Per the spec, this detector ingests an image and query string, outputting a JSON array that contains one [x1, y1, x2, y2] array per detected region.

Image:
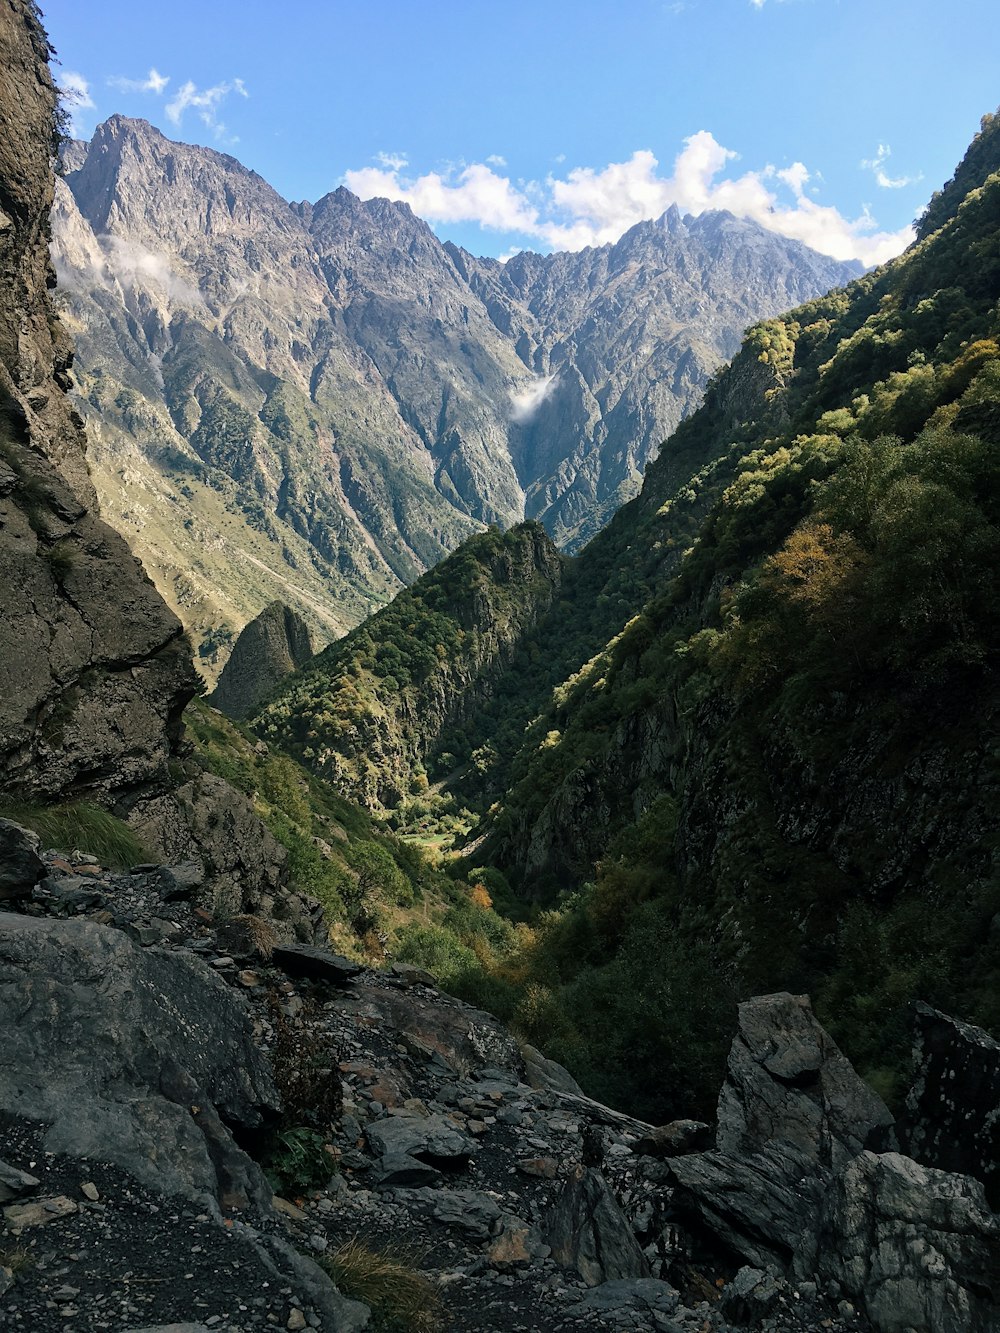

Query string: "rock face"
[[900, 1002, 1000, 1206], [669, 993, 894, 1269], [0, 911, 276, 1208], [0, 1, 197, 805], [818, 1151, 1000, 1333], [51, 115, 857, 666], [210, 600, 313, 720]]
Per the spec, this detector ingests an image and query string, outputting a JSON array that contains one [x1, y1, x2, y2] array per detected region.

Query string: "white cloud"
[[861, 143, 923, 190], [165, 77, 248, 142], [108, 67, 170, 95], [486, 154, 507, 167], [58, 71, 96, 137], [100, 235, 204, 306], [376, 151, 408, 170], [343, 132, 912, 267], [510, 375, 556, 423]]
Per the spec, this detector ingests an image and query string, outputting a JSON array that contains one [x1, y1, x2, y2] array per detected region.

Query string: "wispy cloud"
[[343, 131, 913, 267], [108, 67, 170, 95], [375, 151, 408, 170], [165, 77, 248, 143], [861, 143, 923, 190], [510, 374, 556, 423], [58, 71, 96, 137]]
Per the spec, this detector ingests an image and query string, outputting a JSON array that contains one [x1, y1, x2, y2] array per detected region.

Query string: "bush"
[[0, 800, 147, 867]]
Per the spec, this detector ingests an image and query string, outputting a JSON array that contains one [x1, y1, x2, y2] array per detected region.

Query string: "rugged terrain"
[[51, 116, 856, 672]]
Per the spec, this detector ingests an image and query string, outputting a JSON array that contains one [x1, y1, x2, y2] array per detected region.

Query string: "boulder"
[[901, 1003, 1000, 1205], [635, 1120, 712, 1159], [669, 992, 893, 1270], [521, 1042, 585, 1096], [272, 942, 362, 984], [0, 819, 44, 899], [366, 1112, 477, 1164], [817, 1151, 1000, 1333], [545, 1164, 650, 1287], [0, 912, 277, 1208]]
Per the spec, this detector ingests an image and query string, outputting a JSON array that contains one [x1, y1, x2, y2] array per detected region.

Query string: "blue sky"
[[42, 0, 1000, 266]]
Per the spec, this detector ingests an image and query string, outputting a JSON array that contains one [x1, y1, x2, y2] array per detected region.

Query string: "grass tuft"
[[0, 800, 148, 867], [322, 1238, 442, 1333]]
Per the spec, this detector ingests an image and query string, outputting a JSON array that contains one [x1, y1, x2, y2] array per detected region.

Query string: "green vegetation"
[[0, 800, 147, 867]]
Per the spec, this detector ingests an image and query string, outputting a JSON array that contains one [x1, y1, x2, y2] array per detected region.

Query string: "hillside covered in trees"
[[251, 111, 1000, 1123]]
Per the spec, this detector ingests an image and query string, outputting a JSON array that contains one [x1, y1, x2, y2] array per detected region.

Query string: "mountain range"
[[51, 115, 858, 676]]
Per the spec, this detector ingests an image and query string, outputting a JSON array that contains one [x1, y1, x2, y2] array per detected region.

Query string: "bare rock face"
[[669, 993, 893, 1270], [817, 1151, 1000, 1333], [900, 1002, 1000, 1206], [0, 0, 198, 805], [211, 600, 314, 721], [544, 1164, 650, 1287], [0, 911, 277, 1209]]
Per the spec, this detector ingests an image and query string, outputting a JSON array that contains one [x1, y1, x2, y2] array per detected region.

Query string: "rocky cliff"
[[0, 0, 197, 806], [51, 117, 857, 670], [211, 599, 314, 721]]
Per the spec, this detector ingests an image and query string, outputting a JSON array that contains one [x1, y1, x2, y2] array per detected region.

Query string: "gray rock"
[[374, 1153, 443, 1189], [272, 943, 362, 984], [901, 1003, 1000, 1205], [545, 1164, 650, 1287], [818, 1151, 1000, 1333], [635, 1120, 712, 1159], [521, 1042, 585, 1096], [210, 602, 314, 721], [669, 992, 893, 1270], [719, 1267, 787, 1324], [572, 1277, 680, 1316], [391, 1187, 502, 1240], [0, 1158, 40, 1202], [0, 820, 44, 900], [0, 912, 277, 1207], [366, 1113, 477, 1163]]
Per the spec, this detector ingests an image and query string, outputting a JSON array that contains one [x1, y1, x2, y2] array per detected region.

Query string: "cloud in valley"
[[509, 375, 556, 423], [344, 131, 914, 266]]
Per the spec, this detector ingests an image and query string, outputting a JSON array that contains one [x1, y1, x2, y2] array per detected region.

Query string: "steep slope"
[[254, 523, 563, 811], [51, 117, 857, 669], [463, 113, 1000, 1096], [0, 3, 196, 804]]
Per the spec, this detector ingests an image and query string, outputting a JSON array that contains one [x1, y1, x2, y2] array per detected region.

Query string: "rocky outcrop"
[[669, 993, 894, 1270], [0, 0, 197, 805], [0, 910, 276, 1208], [210, 600, 314, 720], [900, 1002, 1000, 1206]]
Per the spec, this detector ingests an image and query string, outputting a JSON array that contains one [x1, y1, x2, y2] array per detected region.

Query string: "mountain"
[[256, 108, 1000, 1118], [210, 599, 314, 720], [51, 116, 858, 675]]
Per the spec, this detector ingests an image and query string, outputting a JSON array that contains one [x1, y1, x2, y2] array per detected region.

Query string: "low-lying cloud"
[[344, 131, 915, 267], [510, 375, 556, 424]]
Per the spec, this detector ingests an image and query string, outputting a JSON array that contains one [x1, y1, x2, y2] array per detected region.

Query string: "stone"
[[367, 1113, 477, 1164], [286, 1309, 307, 1331], [390, 962, 436, 988], [391, 1188, 502, 1241], [0, 912, 277, 1207], [80, 1181, 99, 1201], [719, 1267, 787, 1324], [516, 1156, 559, 1178], [0, 820, 44, 900], [634, 1120, 712, 1159], [0, 1158, 40, 1202], [272, 943, 362, 984], [157, 861, 206, 901], [817, 1151, 1000, 1333], [571, 1278, 680, 1318], [4, 1194, 78, 1229], [900, 1003, 1000, 1206], [544, 1165, 650, 1287], [669, 992, 893, 1270], [374, 1152, 442, 1189], [521, 1043, 586, 1097]]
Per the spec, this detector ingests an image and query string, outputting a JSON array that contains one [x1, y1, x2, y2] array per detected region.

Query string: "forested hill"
[[253, 109, 1000, 1117], [463, 106, 1000, 1109]]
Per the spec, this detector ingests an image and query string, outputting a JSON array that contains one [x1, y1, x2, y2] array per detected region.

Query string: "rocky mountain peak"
[[210, 600, 314, 721]]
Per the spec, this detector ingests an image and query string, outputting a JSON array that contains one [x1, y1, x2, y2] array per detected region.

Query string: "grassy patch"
[[0, 800, 147, 867], [322, 1239, 442, 1333]]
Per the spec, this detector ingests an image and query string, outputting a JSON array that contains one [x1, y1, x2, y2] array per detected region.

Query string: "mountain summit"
[[52, 117, 858, 670]]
